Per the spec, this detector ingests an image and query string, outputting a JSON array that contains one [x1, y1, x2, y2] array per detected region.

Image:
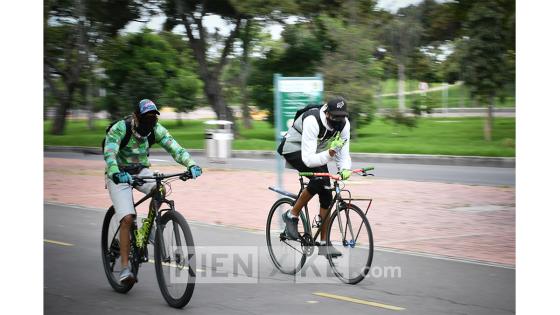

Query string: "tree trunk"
[[459, 83, 465, 108], [484, 98, 494, 141], [52, 97, 71, 135], [397, 63, 406, 112], [174, 4, 241, 135], [350, 114, 358, 140], [201, 73, 227, 119], [375, 82, 383, 111], [240, 62, 252, 129], [176, 111, 183, 126], [82, 84, 95, 130], [240, 20, 253, 129]]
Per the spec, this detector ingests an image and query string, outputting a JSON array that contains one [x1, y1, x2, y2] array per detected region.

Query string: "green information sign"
[[274, 74, 324, 136], [273, 74, 323, 190]]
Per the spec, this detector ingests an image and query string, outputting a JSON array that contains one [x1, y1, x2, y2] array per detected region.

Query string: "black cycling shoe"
[[282, 210, 300, 240], [318, 244, 343, 258]]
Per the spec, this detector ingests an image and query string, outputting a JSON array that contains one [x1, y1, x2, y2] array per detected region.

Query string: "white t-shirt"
[[301, 109, 351, 171]]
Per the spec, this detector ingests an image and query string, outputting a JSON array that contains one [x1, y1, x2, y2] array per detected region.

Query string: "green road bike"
[[101, 171, 196, 308], [266, 167, 375, 284]]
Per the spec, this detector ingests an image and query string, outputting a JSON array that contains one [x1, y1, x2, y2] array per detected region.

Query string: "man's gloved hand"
[[339, 169, 352, 180], [112, 171, 132, 184], [329, 132, 346, 152], [189, 165, 203, 179]]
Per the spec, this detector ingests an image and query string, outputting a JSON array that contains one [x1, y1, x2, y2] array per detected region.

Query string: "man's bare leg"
[[290, 188, 313, 217], [320, 207, 329, 241], [120, 214, 134, 268]]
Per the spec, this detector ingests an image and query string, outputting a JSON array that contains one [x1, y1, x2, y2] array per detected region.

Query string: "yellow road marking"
[[44, 239, 74, 247], [313, 292, 405, 311]]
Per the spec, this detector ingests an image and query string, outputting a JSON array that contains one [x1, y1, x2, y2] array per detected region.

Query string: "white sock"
[[287, 210, 296, 219], [319, 240, 327, 245]]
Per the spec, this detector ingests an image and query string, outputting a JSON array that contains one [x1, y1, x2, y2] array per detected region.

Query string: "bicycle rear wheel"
[[154, 210, 196, 308], [266, 198, 310, 275], [326, 203, 374, 284], [101, 206, 138, 293]]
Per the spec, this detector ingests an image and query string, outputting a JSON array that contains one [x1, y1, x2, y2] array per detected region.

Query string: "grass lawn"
[[378, 79, 515, 109], [44, 116, 515, 157]]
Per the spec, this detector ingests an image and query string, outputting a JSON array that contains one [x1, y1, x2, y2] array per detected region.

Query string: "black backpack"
[[101, 115, 155, 154], [277, 104, 338, 155], [292, 104, 323, 124]]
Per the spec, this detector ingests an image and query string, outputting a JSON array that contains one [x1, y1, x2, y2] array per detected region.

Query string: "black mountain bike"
[[101, 171, 196, 308], [266, 167, 375, 284]]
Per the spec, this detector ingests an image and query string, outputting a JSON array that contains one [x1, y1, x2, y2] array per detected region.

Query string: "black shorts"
[[283, 151, 333, 208]]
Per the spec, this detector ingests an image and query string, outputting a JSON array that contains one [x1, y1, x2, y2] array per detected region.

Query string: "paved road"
[[44, 152, 515, 186], [45, 203, 515, 314]]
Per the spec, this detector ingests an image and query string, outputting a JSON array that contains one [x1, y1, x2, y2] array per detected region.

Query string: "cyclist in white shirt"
[[276, 97, 352, 257]]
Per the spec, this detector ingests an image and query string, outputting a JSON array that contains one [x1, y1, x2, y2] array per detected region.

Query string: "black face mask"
[[327, 117, 346, 132], [136, 114, 158, 137]]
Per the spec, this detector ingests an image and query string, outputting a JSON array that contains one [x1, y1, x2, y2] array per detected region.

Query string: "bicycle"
[[266, 166, 375, 284], [101, 170, 196, 308]]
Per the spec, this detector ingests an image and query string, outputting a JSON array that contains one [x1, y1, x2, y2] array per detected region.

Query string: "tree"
[[318, 16, 379, 139], [158, 0, 294, 133], [220, 21, 264, 129], [98, 29, 201, 119], [160, 31, 204, 123], [238, 19, 258, 129], [248, 23, 325, 125], [163, 70, 202, 124], [44, 0, 90, 135], [44, 0, 143, 134], [399, 0, 461, 45], [381, 13, 423, 112], [460, 1, 513, 141]]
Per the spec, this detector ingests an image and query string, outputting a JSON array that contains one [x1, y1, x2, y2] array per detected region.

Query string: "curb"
[[44, 146, 515, 168]]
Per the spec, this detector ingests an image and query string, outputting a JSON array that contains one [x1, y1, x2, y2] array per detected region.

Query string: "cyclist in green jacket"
[[103, 99, 202, 284]]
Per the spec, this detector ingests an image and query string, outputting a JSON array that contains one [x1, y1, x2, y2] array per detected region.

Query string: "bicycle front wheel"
[[101, 206, 138, 293], [154, 210, 196, 308], [266, 198, 310, 275], [326, 203, 374, 284]]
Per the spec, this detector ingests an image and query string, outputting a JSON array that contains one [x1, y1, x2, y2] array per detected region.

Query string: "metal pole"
[[274, 74, 283, 191], [442, 82, 449, 114]]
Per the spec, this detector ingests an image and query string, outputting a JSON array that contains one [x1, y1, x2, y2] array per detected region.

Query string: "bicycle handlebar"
[[131, 171, 192, 186], [298, 166, 375, 180]]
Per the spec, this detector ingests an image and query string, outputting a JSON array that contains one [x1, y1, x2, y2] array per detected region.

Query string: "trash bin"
[[204, 120, 233, 162]]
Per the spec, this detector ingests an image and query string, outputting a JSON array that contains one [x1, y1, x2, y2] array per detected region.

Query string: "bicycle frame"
[[294, 175, 373, 246], [295, 177, 341, 243], [108, 176, 185, 265]]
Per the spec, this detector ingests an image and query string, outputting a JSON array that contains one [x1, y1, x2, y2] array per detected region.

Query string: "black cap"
[[326, 97, 348, 118]]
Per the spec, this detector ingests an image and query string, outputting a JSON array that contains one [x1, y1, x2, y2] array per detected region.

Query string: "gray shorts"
[[106, 168, 156, 223]]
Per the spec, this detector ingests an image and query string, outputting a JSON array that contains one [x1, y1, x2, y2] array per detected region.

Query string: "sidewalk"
[[44, 145, 516, 168], [44, 157, 515, 266]]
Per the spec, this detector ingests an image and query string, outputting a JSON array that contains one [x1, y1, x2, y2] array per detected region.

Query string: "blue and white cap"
[[138, 99, 160, 115]]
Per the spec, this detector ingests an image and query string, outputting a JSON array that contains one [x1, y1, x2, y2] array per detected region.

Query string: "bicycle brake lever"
[[360, 172, 375, 177], [180, 171, 192, 181], [131, 178, 145, 187]]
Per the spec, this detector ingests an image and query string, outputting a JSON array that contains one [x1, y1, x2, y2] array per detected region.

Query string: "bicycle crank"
[[301, 233, 314, 256]]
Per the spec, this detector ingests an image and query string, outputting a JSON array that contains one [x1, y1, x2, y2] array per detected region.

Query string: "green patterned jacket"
[[103, 120, 196, 177]]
